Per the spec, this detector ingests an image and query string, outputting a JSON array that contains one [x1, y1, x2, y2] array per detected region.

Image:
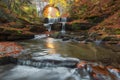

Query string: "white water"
[[60, 17, 67, 34], [0, 65, 83, 80], [34, 0, 48, 16], [61, 22, 66, 34], [44, 17, 67, 33], [34, 34, 47, 39], [44, 18, 60, 32]]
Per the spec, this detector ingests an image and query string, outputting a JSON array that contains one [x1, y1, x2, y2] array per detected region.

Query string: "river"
[[0, 34, 120, 80]]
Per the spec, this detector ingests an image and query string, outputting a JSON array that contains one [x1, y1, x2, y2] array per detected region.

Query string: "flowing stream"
[[60, 17, 67, 34], [0, 35, 120, 80], [44, 17, 67, 34]]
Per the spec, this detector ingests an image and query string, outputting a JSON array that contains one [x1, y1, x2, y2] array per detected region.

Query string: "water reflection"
[[46, 38, 56, 54], [19, 37, 116, 62], [46, 38, 55, 48]]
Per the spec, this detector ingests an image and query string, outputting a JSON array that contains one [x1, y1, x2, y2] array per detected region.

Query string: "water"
[[60, 17, 67, 34], [44, 18, 57, 32], [0, 65, 82, 80], [0, 36, 120, 80], [18, 36, 118, 63], [44, 17, 67, 34], [34, 0, 48, 16]]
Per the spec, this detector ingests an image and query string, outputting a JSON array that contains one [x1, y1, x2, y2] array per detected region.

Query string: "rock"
[[77, 62, 120, 80], [52, 23, 61, 31], [100, 58, 112, 66], [102, 36, 120, 41], [85, 39, 94, 42], [107, 66, 120, 79], [0, 56, 17, 65], [62, 37, 70, 41], [18, 56, 80, 68], [74, 36, 86, 41], [55, 33, 64, 39], [49, 32, 60, 38], [7, 34, 34, 41], [29, 25, 46, 33], [0, 31, 34, 41]]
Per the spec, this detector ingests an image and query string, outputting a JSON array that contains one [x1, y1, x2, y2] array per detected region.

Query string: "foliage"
[[69, 1, 89, 19], [49, 0, 68, 8], [69, 0, 120, 20], [0, 0, 41, 24], [71, 23, 81, 30]]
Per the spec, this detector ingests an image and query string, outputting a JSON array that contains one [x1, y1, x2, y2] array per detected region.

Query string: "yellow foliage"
[[22, 6, 29, 11], [49, 0, 68, 8]]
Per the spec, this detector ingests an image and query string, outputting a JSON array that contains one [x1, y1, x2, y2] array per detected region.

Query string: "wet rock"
[[85, 39, 94, 42], [0, 34, 9, 41], [0, 56, 17, 65], [77, 62, 120, 80], [52, 23, 61, 31], [7, 34, 34, 41], [107, 66, 120, 80], [62, 37, 70, 41], [17, 55, 80, 68], [18, 57, 79, 68], [0, 33, 34, 41], [49, 32, 61, 38], [74, 36, 86, 41], [43, 18, 49, 23], [102, 36, 120, 41], [29, 25, 46, 33]]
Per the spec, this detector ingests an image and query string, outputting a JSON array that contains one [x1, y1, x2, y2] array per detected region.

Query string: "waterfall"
[[34, 0, 48, 17], [47, 18, 53, 32], [44, 17, 67, 33], [35, 0, 40, 16], [44, 18, 60, 33], [60, 17, 67, 34]]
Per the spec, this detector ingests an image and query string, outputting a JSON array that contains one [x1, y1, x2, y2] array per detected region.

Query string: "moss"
[[115, 29, 120, 34], [71, 23, 81, 30]]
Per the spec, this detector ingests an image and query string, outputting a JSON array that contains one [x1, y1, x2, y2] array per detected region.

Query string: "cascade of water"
[[47, 18, 53, 32], [35, 0, 48, 16], [44, 18, 59, 32], [44, 17, 67, 33], [60, 17, 67, 34], [35, 0, 40, 16]]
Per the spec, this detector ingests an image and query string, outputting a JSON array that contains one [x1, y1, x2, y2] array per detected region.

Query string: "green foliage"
[[115, 29, 120, 34], [71, 23, 81, 30], [17, 30, 22, 34], [0, 0, 40, 24], [118, 13, 120, 17], [10, 0, 37, 17]]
